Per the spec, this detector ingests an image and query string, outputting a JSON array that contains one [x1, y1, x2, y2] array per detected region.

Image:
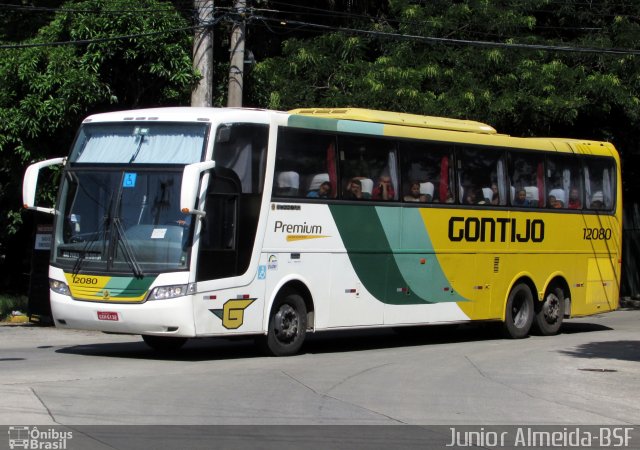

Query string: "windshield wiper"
[[72, 193, 113, 276], [113, 218, 144, 278]]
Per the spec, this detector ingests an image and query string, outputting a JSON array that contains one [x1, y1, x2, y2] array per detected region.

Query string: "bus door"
[[193, 167, 265, 334]]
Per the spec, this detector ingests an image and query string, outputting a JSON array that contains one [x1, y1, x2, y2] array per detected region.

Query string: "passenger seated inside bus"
[[404, 181, 428, 202], [344, 178, 370, 200], [548, 188, 564, 208], [465, 188, 487, 205], [513, 188, 530, 206], [307, 181, 331, 198], [548, 195, 563, 208], [568, 187, 582, 209], [372, 175, 395, 200]]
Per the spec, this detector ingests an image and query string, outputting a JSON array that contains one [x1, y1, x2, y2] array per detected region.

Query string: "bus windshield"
[[53, 168, 192, 274], [50, 121, 209, 275]]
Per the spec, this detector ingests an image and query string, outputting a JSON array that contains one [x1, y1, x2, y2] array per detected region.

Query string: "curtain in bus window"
[[76, 132, 136, 163], [439, 155, 449, 202], [584, 166, 592, 208], [217, 139, 252, 193], [231, 142, 252, 193], [76, 129, 204, 164], [258, 145, 266, 193], [537, 162, 545, 205], [388, 152, 399, 200], [562, 169, 571, 205], [133, 132, 204, 164], [603, 168, 612, 208], [327, 142, 337, 197], [497, 159, 506, 205]]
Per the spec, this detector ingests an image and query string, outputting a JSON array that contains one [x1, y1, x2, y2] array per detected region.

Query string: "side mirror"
[[23, 157, 66, 214], [180, 160, 216, 217]]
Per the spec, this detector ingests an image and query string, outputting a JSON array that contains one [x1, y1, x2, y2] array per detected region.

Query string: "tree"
[[250, 0, 640, 146], [0, 0, 199, 292]]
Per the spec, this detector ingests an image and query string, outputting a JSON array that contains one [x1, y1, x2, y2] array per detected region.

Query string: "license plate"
[[97, 311, 119, 321]]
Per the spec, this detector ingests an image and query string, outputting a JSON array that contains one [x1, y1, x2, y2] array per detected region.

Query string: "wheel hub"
[[274, 304, 299, 342], [543, 294, 560, 323]]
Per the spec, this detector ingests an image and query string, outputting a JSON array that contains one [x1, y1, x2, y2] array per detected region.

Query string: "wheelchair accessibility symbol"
[[257, 265, 266, 280]]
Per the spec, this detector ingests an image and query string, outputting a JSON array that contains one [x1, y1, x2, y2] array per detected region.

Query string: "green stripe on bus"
[[104, 276, 155, 297], [288, 115, 338, 132], [288, 115, 385, 136], [329, 205, 468, 305]]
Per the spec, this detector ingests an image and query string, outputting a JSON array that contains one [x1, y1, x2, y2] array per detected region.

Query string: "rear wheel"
[[142, 335, 187, 352], [533, 286, 565, 335], [259, 293, 307, 356], [502, 283, 534, 339]]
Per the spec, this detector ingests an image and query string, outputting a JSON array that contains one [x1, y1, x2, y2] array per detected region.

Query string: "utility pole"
[[192, 0, 214, 107], [227, 0, 246, 107]]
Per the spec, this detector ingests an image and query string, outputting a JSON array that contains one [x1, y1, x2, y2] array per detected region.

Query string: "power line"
[[0, 22, 215, 50], [1, 5, 637, 56], [251, 15, 640, 56], [0, 3, 186, 14]]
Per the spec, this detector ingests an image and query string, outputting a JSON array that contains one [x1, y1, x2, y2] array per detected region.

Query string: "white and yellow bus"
[[23, 107, 622, 355]]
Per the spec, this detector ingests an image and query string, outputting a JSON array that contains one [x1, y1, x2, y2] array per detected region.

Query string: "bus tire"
[[533, 286, 565, 336], [502, 283, 534, 339], [142, 335, 187, 352], [260, 293, 307, 356]]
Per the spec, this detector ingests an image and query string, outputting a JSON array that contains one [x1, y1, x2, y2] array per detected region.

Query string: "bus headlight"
[[49, 279, 70, 295], [149, 284, 189, 300]]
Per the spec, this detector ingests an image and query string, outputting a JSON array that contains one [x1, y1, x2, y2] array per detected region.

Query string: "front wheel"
[[533, 286, 565, 336], [502, 283, 534, 339], [142, 335, 188, 352], [258, 293, 307, 356]]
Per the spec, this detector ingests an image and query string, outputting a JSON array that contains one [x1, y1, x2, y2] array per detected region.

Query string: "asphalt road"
[[1, 310, 639, 439]]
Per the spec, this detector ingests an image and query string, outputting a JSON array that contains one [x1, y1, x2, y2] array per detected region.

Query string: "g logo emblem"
[[210, 299, 255, 329]]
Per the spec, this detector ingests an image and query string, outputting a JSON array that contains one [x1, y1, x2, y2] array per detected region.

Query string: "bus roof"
[[288, 107, 617, 158], [78, 107, 616, 158], [289, 108, 498, 135], [81, 107, 280, 124]]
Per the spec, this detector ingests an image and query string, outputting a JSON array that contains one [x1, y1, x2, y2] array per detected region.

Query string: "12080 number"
[[583, 228, 612, 240]]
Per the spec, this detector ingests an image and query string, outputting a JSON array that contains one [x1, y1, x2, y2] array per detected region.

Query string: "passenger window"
[[584, 157, 615, 211], [274, 128, 337, 199], [399, 141, 454, 203], [546, 155, 583, 210], [510, 153, 545, 207], [457, 146, 506, 206], [338, 135, 398, 201]]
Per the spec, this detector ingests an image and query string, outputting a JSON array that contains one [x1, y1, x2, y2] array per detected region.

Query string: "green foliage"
[[0, 0, 199, 251], [251, 0, 640, 146]]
